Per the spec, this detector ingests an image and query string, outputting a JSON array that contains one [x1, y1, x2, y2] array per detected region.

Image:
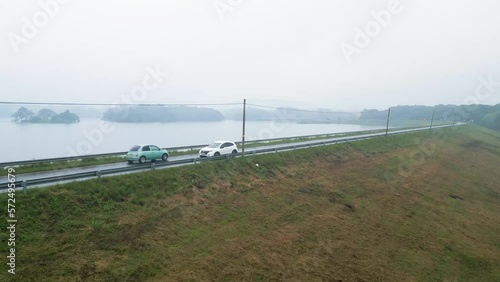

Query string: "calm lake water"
[[0, 118, 386, 162]]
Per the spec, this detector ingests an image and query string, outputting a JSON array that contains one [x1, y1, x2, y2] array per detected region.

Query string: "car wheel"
[[162, 153, 168, 161], [214, 152, 220, 157], [127, 160, 134, 164], [232, 149, 237, 154], [139, 156, 146, 164]]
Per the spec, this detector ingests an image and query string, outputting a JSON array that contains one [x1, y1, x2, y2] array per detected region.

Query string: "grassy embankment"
[[0, 124, 498, 281], [0, 126, 424, 176]]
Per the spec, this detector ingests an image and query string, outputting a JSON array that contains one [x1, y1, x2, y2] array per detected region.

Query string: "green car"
[[127, 144, 169, 164]]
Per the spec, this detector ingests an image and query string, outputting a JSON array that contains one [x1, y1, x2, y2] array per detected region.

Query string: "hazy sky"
[[1, 0, 499, 111]]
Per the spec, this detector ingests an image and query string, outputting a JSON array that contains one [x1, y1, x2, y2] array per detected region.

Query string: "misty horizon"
[[1, 0, 499, 111]]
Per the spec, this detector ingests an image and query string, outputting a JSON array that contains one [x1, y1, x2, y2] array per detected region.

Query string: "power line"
[[246, 103, 359, 114], [0, 101, 242, 107], [1, 100, 361, 114]]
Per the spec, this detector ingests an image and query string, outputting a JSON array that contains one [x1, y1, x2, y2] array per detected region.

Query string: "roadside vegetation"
[[0, 124, 498, 281]]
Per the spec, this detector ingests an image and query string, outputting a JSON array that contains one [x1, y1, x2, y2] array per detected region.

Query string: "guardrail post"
[[253, 151, 256, 156], [151, 163, 156, 170], [293, 145, 296, 150], [96, 171, 101, 182], [194, 158, 197, 164], [22, 180, 27, 194]]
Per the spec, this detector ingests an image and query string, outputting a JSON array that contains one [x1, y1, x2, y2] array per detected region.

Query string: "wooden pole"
[[242, 99, 246, 156]]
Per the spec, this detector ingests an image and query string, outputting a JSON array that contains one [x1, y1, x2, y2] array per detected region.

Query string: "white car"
[[199, 141, 238, 157]]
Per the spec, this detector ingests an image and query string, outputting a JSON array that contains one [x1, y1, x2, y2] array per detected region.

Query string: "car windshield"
[[129, 145, 141, 151], [208, 142, 222, 148]]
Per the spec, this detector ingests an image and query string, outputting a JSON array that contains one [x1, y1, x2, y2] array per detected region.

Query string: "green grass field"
[[0, 124, 498, 281]]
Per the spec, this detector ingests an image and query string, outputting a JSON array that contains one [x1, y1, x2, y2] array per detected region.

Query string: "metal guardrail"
[[1, 154, 229, 191], [0, 128, 392, 167], [0, 125, 455, 191], [0, 144, 209, 167]]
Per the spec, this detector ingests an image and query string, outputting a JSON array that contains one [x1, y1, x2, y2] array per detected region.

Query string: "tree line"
[[11, 107, 80, 124], [102, 106, 225, 122], [360, 104, 500, 130]]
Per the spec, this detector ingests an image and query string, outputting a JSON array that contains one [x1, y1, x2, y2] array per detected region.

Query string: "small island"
[[12, 107, 80, 124], [102, 106, 225, 122]]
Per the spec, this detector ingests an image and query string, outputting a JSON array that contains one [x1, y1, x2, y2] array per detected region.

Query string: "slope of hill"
[[1, 125, 498, 281]]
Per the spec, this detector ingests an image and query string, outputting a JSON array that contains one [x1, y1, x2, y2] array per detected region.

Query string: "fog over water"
[[0, 118, 388, 162]]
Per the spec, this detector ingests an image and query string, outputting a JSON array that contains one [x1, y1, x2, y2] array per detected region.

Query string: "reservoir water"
[[0, 118, 386, 162]]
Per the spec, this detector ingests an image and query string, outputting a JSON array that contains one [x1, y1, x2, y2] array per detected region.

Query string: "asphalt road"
[[0, 125, 455, 188]]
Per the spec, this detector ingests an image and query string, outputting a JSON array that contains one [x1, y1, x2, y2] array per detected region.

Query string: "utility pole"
[[385, 108, 391, 136], [429, 109, 435, 131], [241, 99, 246, 156]]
